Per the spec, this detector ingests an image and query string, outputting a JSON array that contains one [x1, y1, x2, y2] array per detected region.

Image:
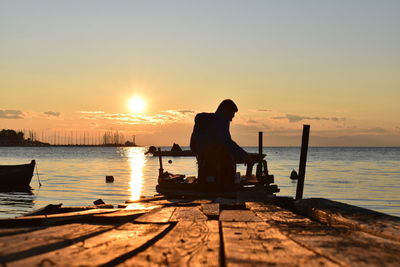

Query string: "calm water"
[[0, 146, 399, 218]]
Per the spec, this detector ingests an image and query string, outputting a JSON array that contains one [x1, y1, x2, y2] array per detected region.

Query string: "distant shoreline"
[[1, 145, 399, 148], [0, 144, 142, 147]]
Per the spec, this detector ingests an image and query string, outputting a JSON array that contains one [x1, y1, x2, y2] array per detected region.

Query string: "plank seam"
[[275, 226, 347, 267], [218, 221, 226, 267], [99, 222, 177, 267], [0, 227, 44, 238], [1, 226, 114, 264]]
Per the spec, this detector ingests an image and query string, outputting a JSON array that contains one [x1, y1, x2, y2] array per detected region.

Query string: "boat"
[[145, 145, 196, 157], [148, 150, 196, 157], [155, 149, 279, 198], [153, 133, 279, 197], [0, 160, 35, 190]]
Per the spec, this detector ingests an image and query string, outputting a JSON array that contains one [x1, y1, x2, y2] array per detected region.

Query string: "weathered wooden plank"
[[118, 221, 220, 267], [8, 223, 171, 267], [201, 203, 220, 219], [222, 221, 338, 266], [295, 198, 400, 242], [0, 227, 42, 237], [214, 198, 246, 210], [249, 202, 400, 266], [135, 207, 176, 223], [191, 199, 214, 205], [22, 204, 63, 216], [246, 202, 309, 224], [119, 202, 162, 210], [156, 187, 237, 198], [0, 209, 119, 227], [129, 198, 211, 208], [0, 223, 113, 264], [288, 225, 400, 267], [149, 198, 202, 207], [125, 195, 167, 203], [169, 206, 208, 221], [219, 210, 262, 222], [23, 206, 102, 216], [89, 209, 147, 224], [214, 197, 243, 205]]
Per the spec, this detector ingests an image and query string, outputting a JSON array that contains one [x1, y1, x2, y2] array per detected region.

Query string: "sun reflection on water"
[[125, 147, 146, 201]]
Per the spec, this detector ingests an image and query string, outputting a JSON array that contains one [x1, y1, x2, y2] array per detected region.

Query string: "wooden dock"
[[1, 194, 399, 266]]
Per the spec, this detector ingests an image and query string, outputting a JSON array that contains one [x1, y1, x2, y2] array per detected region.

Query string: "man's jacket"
[[190, 112, 247, 162]]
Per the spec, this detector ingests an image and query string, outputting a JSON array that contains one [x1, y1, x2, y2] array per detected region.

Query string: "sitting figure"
[[190, 99, 252, 191]]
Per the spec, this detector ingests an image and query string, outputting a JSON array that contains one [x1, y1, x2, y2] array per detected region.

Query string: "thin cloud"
[[79, 111, 105, 114], [363, 127, 389, 133], [0, 109, 24, 119], [272, 114, 346, 123], [256, 109, 272, 112], [175, 110, 195, 114], [79, 109, 195, 125], [44, 111, 60, 117]]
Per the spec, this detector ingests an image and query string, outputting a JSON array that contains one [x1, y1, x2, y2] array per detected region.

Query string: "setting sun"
[[128, 97, 146, 113]]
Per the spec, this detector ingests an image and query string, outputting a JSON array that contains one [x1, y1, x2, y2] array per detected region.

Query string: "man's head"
[[216, 99, 238, 121]]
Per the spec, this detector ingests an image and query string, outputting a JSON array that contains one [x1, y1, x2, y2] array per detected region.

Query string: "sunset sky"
[[1, 1, 399, 146]]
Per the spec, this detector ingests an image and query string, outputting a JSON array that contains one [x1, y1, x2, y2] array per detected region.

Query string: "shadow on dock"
[[0, 195, 399, 266]]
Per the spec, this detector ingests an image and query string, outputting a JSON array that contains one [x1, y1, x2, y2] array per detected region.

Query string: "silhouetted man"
[[190, 99, 251, 190]]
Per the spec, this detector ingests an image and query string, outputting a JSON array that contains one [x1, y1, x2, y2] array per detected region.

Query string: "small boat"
[[0, 160, 35, 190], [148, 150, 196, 157], [145, 145, 196, 157], [155, 151, 279, 198]]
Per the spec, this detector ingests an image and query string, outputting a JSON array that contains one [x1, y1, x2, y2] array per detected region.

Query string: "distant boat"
[[0, 160, 35, 191], [147, 150, 196, 157], [145, 145, 196, 157]]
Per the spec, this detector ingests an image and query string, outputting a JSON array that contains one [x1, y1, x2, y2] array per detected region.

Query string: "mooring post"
[[256, 132, 263, 178], [295, 125, 310, 200], [158, 147, 164, 177]]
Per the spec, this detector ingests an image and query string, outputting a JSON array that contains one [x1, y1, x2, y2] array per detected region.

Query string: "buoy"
[[106, 175, 114, 183], [290, 169, 299, 180]]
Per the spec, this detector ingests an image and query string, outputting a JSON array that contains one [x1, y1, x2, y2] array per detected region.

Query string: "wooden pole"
[[158, 147, 164, 177], [296, 125, 310, 200], [256, 132, 263, 178]]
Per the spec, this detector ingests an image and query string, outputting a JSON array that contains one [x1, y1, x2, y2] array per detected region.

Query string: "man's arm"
[[216, 117, 249, 162]]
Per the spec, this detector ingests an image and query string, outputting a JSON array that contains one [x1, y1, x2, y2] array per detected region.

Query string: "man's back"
[[190, 112, 247, 163], [190, 112, 227, 155]]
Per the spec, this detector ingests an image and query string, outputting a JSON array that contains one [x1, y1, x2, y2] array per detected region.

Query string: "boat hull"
[[0, 160, 35, 191], [149, 150, 196, 157]]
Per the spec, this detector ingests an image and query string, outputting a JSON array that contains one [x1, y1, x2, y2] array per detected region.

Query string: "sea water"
[[0, 146, 399, 218]]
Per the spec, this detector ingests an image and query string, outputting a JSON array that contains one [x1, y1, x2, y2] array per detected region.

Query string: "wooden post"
[[295, 125, 310, 200], [256, 132, 263, 178], [158, 147, 164, 177]]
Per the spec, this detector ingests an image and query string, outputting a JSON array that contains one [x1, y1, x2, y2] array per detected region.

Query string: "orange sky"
[[1, 1, 399, 146]]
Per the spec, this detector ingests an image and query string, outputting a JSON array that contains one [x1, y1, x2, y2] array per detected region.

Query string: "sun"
[[128, 97, 146, 113]]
